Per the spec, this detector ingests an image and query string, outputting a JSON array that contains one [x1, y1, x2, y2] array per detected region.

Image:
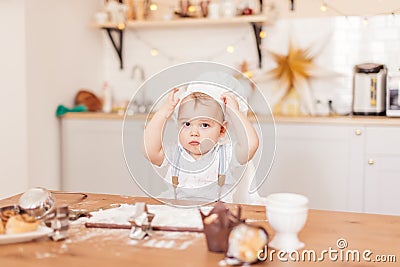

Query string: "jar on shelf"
[[221, 0, 236, 18]]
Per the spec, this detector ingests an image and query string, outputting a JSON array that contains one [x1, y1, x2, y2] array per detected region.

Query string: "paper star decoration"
[[263, 41, 338, 115]]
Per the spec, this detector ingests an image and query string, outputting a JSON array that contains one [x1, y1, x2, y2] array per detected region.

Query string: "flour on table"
[[79, 204, 212, 229], [68, 204, 209, 251]]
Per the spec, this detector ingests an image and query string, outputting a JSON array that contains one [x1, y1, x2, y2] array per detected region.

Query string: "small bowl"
[[18, 187, 55, 219]]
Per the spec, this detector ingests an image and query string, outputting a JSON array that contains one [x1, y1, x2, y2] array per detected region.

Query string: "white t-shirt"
[[157, 142, 241, 202]]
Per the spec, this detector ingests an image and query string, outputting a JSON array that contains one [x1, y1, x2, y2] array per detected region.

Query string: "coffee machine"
[[352, 63, 387, 115]]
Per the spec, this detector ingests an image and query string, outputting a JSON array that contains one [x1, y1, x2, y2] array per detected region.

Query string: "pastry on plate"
[[0, 205, 20, 234], [5, 214, 40, 234]]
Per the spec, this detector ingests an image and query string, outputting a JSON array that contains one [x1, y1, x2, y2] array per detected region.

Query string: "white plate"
[[0, 226, 53, 245]]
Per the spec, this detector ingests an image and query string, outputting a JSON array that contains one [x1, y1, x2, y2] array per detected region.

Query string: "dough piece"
[[5, 215, 40, 234]]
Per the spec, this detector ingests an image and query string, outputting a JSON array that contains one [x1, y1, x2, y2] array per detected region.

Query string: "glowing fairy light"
[[226, 46, 235, 53], [117, 23, 126, 30], [320, 3, 327, 12], [150, 49, 159, 56], [188, 5, 196, 13], [150, 3, 158, 11]]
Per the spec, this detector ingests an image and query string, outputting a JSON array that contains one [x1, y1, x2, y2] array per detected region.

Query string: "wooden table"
[[0, 192, 399, 266]]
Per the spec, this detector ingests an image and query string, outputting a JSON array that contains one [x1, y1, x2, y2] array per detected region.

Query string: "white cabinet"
[[60, 115, 400, 215], [364, 126, 400, 216], [256, 123, 400, 215], [257, 124, 365, 212], [61, 118, 148, 196], [61, 116, 176, 197]]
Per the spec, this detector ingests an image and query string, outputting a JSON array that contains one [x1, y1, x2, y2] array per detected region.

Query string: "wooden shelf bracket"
[[251, 22, 263, 69], [104, 27, 124, 69]]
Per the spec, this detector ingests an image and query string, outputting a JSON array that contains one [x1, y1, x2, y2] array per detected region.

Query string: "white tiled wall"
[[102, 24, 259, 106], [102, 14, 400, 115], [259, 15, 400, 114]]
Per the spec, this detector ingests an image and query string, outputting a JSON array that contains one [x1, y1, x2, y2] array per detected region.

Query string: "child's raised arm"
[[144, 88, 180, 166], [221, 93, 259, 165]]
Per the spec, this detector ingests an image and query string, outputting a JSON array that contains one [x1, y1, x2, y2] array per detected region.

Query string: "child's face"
[[178, 96, 226, 159]]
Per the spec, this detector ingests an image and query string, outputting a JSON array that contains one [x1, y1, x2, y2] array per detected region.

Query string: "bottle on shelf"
[[102, 82, 113, 113]]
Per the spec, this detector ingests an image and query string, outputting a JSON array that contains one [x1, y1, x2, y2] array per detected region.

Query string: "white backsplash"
[[102, 24, 258, 107], [102, 14, 400, 115], [257, 15, 400, 115]]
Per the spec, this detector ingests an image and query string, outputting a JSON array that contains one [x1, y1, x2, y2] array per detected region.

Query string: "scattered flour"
[[178, 241, 194, 250], [65, 204, 210, 251], [35, 252, 56, 259], [77, 204, 212, 230]]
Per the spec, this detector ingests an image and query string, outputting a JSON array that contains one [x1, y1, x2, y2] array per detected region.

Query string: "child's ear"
[[220, 121, 228, 136]]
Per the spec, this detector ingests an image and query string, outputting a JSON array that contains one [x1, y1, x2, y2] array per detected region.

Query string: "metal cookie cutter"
[[45, 205, 69, 241], [128, 202, 155, 240]]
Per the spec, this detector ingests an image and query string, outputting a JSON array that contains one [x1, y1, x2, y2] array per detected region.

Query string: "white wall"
[[256, 14, 400, 115], [103, 25, 259, 107], [25, 0, 104, 191], [103, 0, 400, 115], [0, 0, 28, 199], [0, 0, 103, 199], [270, 0, 400, 19]]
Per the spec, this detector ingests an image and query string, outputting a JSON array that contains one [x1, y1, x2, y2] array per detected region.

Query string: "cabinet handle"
[[368, 159, 375, 165], [355, 129, 362, 136]]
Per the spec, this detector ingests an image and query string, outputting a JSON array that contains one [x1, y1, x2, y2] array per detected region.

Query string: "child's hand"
[[158, 88, 180, 119], [221, 92, 239, 113]]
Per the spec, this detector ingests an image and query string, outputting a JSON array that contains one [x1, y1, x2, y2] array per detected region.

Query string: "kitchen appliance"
[[352, 63, 387, 115], [386, 74, 400, 117]]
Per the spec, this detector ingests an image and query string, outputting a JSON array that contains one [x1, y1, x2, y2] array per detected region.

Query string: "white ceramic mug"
[[207, 3, 220, 19], [222, 1, 236, 18], [95, 12, 108, 24]]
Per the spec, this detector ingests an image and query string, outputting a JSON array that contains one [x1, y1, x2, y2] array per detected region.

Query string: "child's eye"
[[201, 123, 210, 128], [183, 122, 191, 127]]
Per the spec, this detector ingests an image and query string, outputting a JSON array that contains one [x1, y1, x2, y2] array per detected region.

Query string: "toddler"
[[144, 83, 259, 202]]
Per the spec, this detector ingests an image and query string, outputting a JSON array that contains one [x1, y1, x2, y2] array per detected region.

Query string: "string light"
[[117, 23, 126, 30], [131, 28, 249, 62], [259, 31, 267, 39], [150, 3, 158, 11], [188, 5, 196, 13], [318, 0, 400, 17], [320, 3, 327, 12], [150, 48, 159, 56], [363, 17, 369, 26], [226, 45, 235, 53]]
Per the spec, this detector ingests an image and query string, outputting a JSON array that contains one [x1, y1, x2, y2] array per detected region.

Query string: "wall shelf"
[[97, 14, 271, 28], [96, 14, 273, 69]]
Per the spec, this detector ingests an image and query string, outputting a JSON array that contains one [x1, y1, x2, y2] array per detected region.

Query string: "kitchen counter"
[[61, 112, 400, 126], [0, 192, 399, 266]]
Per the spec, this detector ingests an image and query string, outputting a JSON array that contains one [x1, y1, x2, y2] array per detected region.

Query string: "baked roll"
[[5, 214, 40, 234], [227, 224, 268, 264]]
